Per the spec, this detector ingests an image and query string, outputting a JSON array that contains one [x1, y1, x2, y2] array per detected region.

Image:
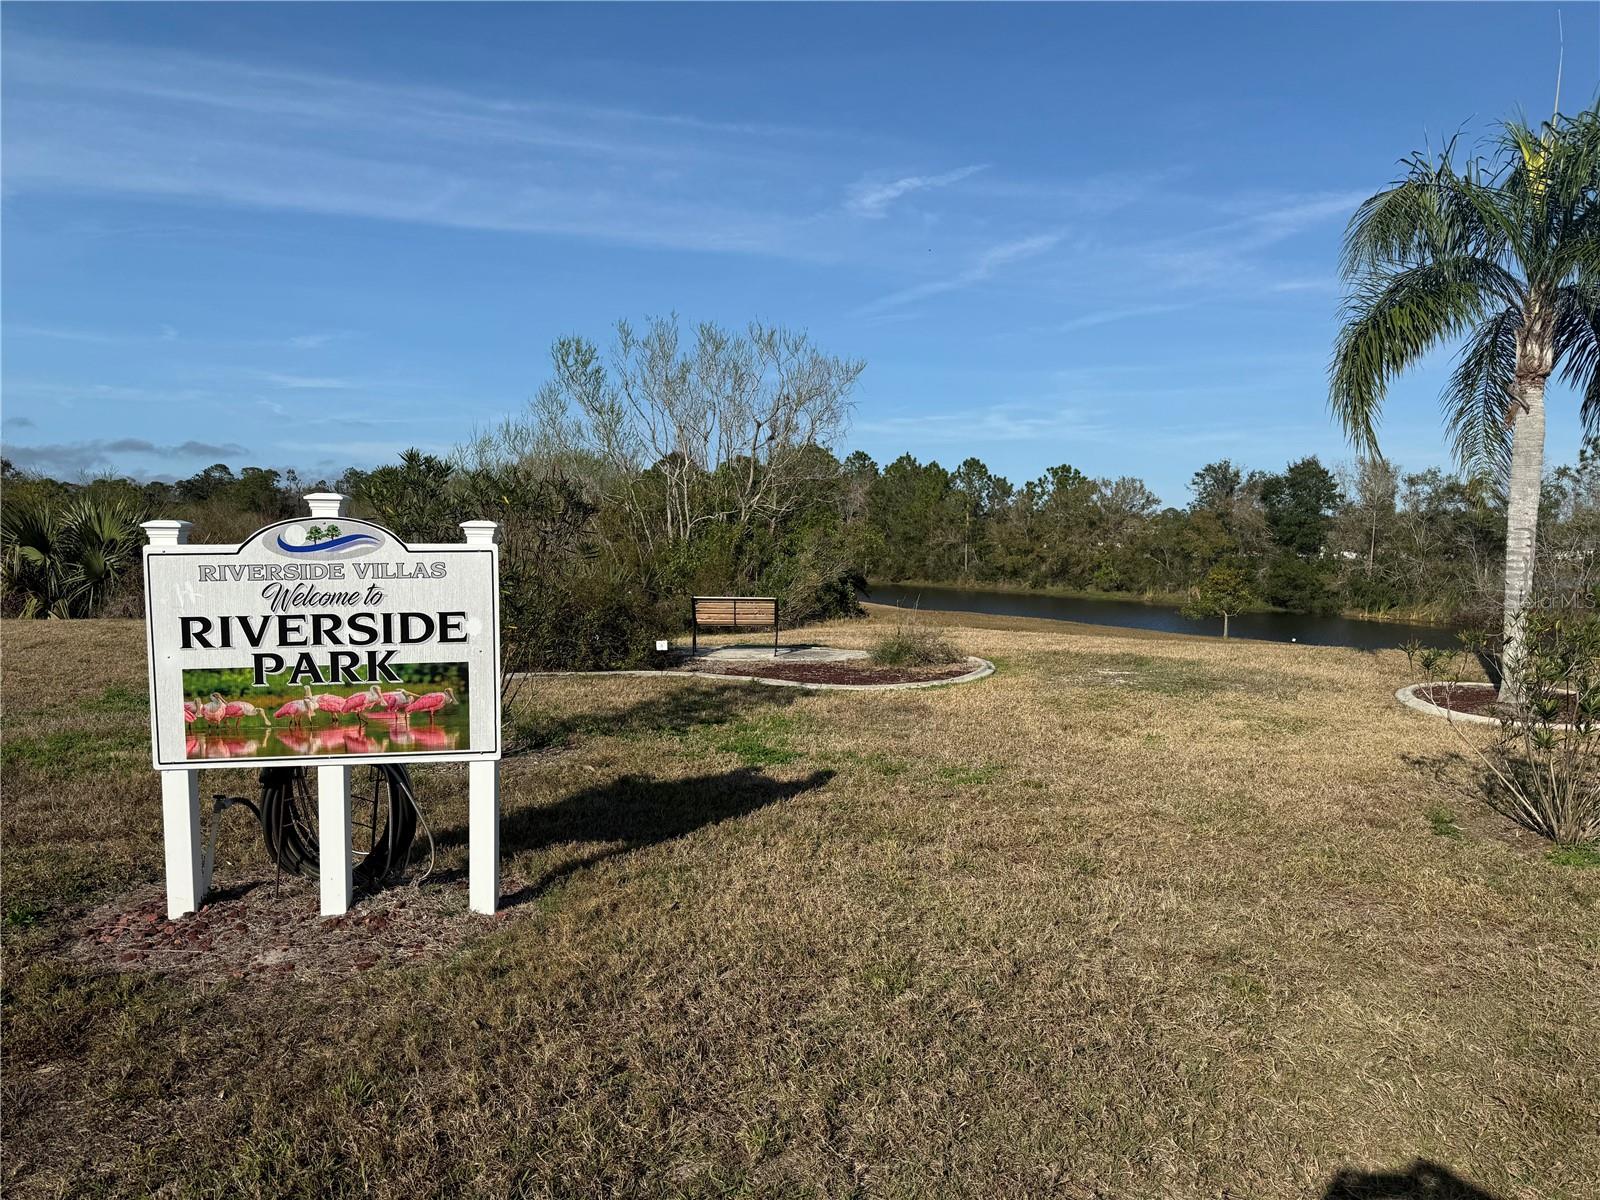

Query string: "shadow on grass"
[[1323, 1159, 1503, 1199], [434, 766, 834, 908], [504, 679, 806, 758], [1398, 750, 1477, 787]]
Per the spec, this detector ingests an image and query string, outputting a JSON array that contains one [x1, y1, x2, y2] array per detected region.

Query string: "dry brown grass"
[[2, 612, 1597, 1199]]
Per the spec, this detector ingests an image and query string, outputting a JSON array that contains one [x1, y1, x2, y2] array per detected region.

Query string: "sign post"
[[460, 519, 502, 915], [141, 494, 503, 920]]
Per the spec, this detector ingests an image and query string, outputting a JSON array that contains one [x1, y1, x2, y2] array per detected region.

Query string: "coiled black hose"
[[257, 764, 419, 887]]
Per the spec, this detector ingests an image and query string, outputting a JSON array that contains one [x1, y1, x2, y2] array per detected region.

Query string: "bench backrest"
[[692, 596, 778, 628]]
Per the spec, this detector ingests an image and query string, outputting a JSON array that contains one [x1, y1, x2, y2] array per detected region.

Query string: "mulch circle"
[[682, 659, 978, 686], [65, 874, 510, 983], [1414, 683, 1583, 724]]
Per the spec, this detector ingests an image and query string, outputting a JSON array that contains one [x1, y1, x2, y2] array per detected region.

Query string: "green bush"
[[1, 493, 147, 618]]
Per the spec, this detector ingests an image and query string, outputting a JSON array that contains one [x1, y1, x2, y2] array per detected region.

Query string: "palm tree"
[[1330, 108, 1600, 697], [1, 494, 147, 617]]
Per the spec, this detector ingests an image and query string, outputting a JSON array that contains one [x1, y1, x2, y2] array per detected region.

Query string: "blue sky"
[[3, 2, 1597, 503]]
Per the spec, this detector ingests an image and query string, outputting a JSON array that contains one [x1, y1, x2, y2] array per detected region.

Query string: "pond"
[[863, 582, 1459, 651]]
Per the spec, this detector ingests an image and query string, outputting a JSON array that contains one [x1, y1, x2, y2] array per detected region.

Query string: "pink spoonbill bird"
[[183, 699, 200, 726], [303, 685, 348, 726], [378, 687, 417, 714], [215, 694, 272, 730], [404, 688, 457, 725], [273, 696, 313, 728], [342, 685, 382, 721], [201, 694, 229, 726]]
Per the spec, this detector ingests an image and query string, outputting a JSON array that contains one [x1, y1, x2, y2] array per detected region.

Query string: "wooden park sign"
[[142, 493, 503, 919]]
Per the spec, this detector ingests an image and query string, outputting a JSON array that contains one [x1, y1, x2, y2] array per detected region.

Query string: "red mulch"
[[683, 658, 977, 686], [64, 874, 509, 982], [1415, 683, 1582, 724]]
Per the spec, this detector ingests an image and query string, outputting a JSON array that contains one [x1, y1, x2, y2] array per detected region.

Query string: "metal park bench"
[[690, 595, 780, 656]]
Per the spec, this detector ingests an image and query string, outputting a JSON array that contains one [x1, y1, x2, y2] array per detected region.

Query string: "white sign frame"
[[143, 516, 500, 770], [142, 493, 503, 919]]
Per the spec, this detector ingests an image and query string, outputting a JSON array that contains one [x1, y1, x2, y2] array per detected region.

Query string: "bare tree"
[[510, 316, 863, 551]]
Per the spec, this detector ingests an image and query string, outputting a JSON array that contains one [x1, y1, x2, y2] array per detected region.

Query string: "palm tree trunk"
[[1499, 375, 1547, 700]]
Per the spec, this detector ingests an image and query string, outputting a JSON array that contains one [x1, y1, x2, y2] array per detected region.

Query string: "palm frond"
[[1443, 306, 1520, 478], [1330, 259, 1504, 450], [1339, 144, 1508, 283], [1554, 281, 1600, 440], [1498, 108, 1600, 286]]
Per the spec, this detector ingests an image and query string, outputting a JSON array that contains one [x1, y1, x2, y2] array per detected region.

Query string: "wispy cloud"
[[286, 332, 345, 349], [4, 323, 171, 345], [2, 437, 247, 476], [1138, 190, 1366, 286], [845, 164, 988, 218], [7, 322, 360, 353], [1057, 303, 1187, 333], [1, 32, 872, 259], [856, 401, 1107, 446], [260, 372, 364, 390], [855, 232, 1064, 315], [1268, 276, 1340, 295]]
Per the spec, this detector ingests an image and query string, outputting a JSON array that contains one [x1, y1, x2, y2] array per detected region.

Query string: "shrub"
[[1, 494, 147, 618], [1428, 601, 1599, 846], [868, 613, 961, 667], [1483, 608, 1599, 844]]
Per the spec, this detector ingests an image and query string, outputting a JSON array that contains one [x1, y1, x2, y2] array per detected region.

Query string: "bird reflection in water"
[[197, 734, 262, 759], [408, 725, 457, 751], [342, 726, 377, 754], [185, 710, 464, 759], [314, 726, 350, 753]]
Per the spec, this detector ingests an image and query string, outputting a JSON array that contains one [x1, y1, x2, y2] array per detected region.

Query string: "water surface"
[[864, 582, 1457, 651]]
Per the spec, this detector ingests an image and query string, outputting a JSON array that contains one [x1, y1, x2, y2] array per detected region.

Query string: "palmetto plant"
[[1, 495, 147, 617], [1331, 108, 1600, 697]]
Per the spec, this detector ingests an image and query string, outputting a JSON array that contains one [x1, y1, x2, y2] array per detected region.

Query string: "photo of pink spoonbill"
[[179, 662, 470, 761]]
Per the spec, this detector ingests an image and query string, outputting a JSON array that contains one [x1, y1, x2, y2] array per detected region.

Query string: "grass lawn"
[[2, 611, 1596, 1199]]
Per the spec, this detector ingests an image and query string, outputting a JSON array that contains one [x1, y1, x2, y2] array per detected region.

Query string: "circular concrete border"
[[513, 656, 995, 692], [1397, 681, 1580, 730], [1396, 681, 1501, 726]]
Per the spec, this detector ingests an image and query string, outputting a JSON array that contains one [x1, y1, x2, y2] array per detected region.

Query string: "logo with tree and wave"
[[262, 520, 387, 559]]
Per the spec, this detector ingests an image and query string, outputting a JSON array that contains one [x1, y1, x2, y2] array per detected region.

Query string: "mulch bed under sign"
[[65, 875, 501, 982]]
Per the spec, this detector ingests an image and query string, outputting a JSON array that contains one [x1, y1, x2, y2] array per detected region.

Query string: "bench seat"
[[691, 595, 779, 655]]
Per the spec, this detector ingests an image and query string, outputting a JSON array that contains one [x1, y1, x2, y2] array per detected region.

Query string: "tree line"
[[5, 314, 1598, 666], [844, 444, 1598, 622]]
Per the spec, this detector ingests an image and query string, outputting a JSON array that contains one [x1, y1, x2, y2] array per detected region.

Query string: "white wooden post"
[[144, 519, 207, 920], [302, 491, 349, 520], [469, 760, 500, 914], [461, 519, 501, 914], [317, 765, 353, 915], [161, 772, 204, 919]]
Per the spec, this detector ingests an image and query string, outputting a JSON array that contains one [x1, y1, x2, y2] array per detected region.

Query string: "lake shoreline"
[[868, 577, 1457, 630], [863, 580, 1459, 650]]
